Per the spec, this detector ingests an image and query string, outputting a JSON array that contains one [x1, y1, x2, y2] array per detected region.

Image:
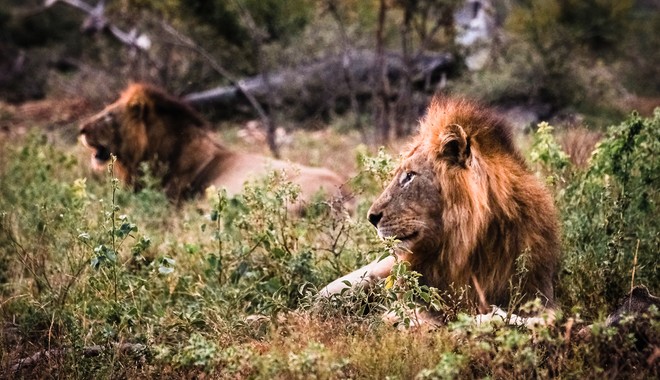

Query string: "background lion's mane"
[[102, 83, 228, 199]]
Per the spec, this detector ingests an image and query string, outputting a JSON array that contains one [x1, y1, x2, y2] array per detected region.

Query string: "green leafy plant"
[[529, 110, 659, 316]]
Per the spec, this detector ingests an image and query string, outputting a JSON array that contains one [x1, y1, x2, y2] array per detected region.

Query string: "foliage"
[[530, 110, 659, 317], [1, 110, 659, 378], [508, 0, 634, 54], [120, 0, 313, 46], [620, 6, 660, 96], [529, 122, 571, 185], [454, 0, 653, 125]]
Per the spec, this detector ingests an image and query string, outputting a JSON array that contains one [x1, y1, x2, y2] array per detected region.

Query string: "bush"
[[455, 0, 639, 123], [530, 110, 659, 317]]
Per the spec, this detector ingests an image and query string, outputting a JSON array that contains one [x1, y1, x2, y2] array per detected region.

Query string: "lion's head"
[[79, 83, 209, 186], [80, 83, 347, 205], [368, 98, 560, 309]]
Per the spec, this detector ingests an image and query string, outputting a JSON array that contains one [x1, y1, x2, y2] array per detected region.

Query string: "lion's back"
[[210, 153, 345, 202]]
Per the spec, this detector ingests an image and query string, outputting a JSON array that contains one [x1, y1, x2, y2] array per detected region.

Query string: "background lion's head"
[[79, 83, 208, 180]]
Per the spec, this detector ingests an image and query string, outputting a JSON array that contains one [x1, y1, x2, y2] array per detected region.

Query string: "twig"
[[231, 0, 280, 157], [629, 239, 640, 309], [10, 342, 147, 373], [160, 21, 275, 153], [45, 0, 151, 52], [325, 1, 366, 140], [0, 294, 28, 307]]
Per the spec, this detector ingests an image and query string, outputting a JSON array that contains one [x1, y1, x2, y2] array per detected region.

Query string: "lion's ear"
[[128, 99, 148, 122], [439, 124, 471, 167]]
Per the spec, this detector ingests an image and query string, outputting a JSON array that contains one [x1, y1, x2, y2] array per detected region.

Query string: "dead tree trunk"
[[184, 50, 454, 122], [374, 0, 392, 144], [327, 1, 366, 141]]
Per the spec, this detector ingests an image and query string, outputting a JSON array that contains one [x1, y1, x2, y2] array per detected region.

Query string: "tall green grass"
[[1, 110, 658, 378]]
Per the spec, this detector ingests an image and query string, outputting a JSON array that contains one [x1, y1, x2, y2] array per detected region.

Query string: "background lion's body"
[[79, 83, 346, 205]]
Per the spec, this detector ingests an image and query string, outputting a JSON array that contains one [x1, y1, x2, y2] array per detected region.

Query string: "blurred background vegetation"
[[1, 0, 658, 139]]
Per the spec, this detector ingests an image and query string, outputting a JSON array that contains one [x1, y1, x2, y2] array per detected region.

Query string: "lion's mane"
[[79, 83, 346, 205], [363, 98, 560, 312]]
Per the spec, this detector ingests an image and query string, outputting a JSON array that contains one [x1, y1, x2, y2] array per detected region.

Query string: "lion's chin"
[[80, 135, 112, 163], [90, 156, 108, 171], [378, 229, 419, 247]]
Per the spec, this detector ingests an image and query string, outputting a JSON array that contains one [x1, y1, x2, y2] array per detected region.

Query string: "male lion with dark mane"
[[321, 98, 560, 327], [79, 83, 347, 207]]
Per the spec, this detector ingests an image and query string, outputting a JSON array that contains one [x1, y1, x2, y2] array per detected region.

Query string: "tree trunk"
[[396, 1, 415, 138], [374, 0, 392, 143], [184, 50, 454, 123]]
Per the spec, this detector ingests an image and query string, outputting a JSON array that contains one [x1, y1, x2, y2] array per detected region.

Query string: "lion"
[[79, 83, 347, 207], [320, 98, 560, 327]]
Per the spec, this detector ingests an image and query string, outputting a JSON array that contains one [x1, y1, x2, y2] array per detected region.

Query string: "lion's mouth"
[[378, 229, 418, 242], [94, 146, 112, 162], [396, 231, 419, 242], [80, 134, 112, 163]]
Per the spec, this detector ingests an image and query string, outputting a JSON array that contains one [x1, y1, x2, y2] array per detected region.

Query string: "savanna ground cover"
[[0, 104, 658, 379]]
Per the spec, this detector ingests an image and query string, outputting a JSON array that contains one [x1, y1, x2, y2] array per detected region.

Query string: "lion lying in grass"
[[79, 83, 347, 208], [321, 98, 561, 327]]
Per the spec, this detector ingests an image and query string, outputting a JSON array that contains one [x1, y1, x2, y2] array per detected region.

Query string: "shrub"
[[455, 0, 636, 123], [530, 110, 659, 317]]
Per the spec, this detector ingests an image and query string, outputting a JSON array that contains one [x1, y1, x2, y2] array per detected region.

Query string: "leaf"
[[91, 256, 101, 270], [385, 275, 395, 289], [116, 221, 138, 238]]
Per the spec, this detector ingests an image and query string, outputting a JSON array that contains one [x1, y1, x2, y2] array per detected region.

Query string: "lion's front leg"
[[318, 255, 396, 297]]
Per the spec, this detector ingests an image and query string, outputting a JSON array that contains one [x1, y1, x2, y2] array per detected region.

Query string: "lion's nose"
[[368, 211, 383, 227]]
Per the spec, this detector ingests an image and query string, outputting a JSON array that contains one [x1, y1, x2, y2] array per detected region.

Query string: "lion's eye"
[[400, 171, 415, 185]]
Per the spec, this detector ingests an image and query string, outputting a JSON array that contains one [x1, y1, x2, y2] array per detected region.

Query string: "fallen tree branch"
[[45, 0, 151, 51], [183, 49, 454, 119]]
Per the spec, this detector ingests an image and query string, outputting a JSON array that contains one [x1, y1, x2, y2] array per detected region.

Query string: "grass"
[[0, 109, 658, 379]]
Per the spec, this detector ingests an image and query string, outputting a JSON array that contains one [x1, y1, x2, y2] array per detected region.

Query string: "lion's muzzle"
[[79, 130, 112, 164]]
